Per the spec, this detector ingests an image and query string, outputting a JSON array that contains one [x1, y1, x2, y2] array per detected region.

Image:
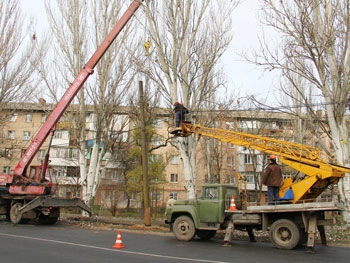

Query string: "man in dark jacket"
[[262, 155, 282, 204], [173, 101, 189, 127]]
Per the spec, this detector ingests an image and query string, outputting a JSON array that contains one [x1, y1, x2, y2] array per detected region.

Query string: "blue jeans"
[[175, 112, 181, 127], [267, 186, 280, 205]]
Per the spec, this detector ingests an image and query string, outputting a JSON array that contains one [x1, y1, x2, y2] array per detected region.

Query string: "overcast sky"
[[19, 0, 280, 106], [225, 0, 279, 103]]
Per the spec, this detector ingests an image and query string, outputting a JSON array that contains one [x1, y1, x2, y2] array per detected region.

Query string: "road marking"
[[0, 232, 230, 263]]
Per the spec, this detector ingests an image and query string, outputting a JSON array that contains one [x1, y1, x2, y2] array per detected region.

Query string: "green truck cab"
[[165, 184, 240, 241]]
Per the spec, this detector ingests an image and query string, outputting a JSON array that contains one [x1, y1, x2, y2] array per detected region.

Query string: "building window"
[[67, 166, 80, 177], [60, 149, 69, 158], [170, 173, 178, 183], [2, 166, 10, 173], [41, 114, 48, 123], [86, 112, 93, 122], [70, 149, 79, 160], [169, 155, 179, 164], [54, 130, 69, 140], [7, 130, 15, 140], [21, 149, 27, 156], [129, 192, 135, 201], [151, 135, 162, 146], [152, 119, 163, 128], [52, 166, 66, 177], [108, 170, 125, 183], [118, 173, 126, 183], [23, 131, 31, 141], [5, 148, 13, 157], [10, 113, 18, 122], [24, 114, 33, 122], [151, 191, 161, 201], [50, 148, 73, 159], [240, 120, 258, 129], [227, 156, 234, 166], [244, 154, 252, 164], [38, 150, 45, 160], [227, 176, 235, 184], [245, 174, 255, 183], [148, 154, 161, 163], [50, 148, 59, 158], [169, 192, 178, 200]]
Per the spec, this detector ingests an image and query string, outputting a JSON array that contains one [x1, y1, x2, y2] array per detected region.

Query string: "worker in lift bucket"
[[173, 101, 189, 127], [262, 155, 282, 205]]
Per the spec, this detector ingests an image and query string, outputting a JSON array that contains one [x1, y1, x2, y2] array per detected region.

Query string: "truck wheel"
[[10, 203, 23, 224], [196, 230, 216, 240], [173, 215, 196, 241], [269, 219, 300, 250], [38, 207, 60, 225], [38, 215, 59, 225]]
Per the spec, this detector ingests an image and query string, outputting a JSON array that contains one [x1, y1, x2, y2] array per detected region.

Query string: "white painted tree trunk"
[[178, 136, 197, 199], [326, 104, 350, 223], [142, 1, 236, 199], [79, 139, 89, 215], [82, 140, 105, 210]]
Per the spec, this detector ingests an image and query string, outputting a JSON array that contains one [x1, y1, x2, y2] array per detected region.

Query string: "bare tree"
[[252, 0, 350, 222], [45, 0, 138, 210], [45, 0, 90, 208], [0, 1, 47, 122], [141, 0, 239, 198], [83, 0, 139, 213]]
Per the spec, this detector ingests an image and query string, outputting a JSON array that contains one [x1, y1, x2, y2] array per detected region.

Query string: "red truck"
[[0, 1, 142, 224]]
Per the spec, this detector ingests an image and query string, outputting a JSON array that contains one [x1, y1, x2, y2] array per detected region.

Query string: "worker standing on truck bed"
[[262, 155, 282, 204]]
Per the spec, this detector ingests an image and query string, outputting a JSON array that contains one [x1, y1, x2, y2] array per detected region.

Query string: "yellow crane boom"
[[173, 121, 350, 203]]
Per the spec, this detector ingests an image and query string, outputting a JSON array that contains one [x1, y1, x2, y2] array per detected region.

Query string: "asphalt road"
[[0, 219, 349, 263]]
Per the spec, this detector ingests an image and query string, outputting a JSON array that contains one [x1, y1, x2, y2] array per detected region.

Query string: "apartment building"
[[0, 101, 52, 175], [1, 101, 322, 210]]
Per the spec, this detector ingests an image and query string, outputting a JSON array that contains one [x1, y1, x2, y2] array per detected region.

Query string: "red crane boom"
[[14, 1, 142, 176]]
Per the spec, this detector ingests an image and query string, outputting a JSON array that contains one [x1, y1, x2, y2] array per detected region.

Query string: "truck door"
[[199, 187, 220, 223]]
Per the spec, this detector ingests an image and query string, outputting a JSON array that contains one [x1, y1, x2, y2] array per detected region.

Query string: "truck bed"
[[222, 197, 343, 250], [225, 198, 344, 214]]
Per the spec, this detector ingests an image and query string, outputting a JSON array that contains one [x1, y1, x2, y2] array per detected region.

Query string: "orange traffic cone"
[[112, 230, 125, 249], [228, 195, 237, 211]]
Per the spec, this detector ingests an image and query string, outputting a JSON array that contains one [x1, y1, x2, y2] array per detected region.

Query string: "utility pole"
[[139, 81, 151, 226]]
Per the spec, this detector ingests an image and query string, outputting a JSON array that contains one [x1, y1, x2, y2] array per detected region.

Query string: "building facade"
[[1, 101, 327, 211]]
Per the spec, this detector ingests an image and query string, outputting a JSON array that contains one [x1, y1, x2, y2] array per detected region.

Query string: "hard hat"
[[269, 154, 276, 160]]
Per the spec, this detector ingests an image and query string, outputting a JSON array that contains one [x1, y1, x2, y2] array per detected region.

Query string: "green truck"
[[165, 184, 343, 251]]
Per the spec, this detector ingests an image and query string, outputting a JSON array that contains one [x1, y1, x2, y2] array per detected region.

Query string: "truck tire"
[[38, 215, 59, 225], [10, 202, 23, 224], [173, 215, 196, 241], [196, 230, 216, 240], [269, 219, 300, 250], [38, 207, 60, 225]]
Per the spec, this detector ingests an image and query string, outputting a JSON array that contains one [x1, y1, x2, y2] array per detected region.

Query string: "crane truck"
[[0, 1, 142, 225], [165, 121, 350, 250]]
